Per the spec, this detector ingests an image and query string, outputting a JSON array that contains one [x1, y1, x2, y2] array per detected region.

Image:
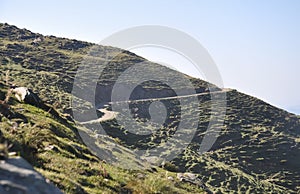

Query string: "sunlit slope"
[[0, 23, 299, 193]]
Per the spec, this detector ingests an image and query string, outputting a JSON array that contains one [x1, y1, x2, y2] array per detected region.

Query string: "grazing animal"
[[10, 86, 42, 107]]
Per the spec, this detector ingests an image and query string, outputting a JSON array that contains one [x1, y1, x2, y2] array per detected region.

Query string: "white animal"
[[11, 87, 30, 102]]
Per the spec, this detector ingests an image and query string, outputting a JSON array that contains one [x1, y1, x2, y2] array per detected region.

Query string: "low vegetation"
[[0, 23, 299, 193]]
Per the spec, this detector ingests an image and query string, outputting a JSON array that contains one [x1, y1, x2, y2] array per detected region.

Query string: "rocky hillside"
[[0, 82, 205, 193], [1, 23, 300, 193]]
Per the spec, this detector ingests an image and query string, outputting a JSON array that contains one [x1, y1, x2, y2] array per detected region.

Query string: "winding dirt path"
[[80, 109, 118, 124], [80, 88, 232, 124], [112, 88, 232, 104]]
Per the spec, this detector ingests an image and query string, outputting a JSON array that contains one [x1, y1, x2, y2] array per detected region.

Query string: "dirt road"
[[80, 88, 231, 124]]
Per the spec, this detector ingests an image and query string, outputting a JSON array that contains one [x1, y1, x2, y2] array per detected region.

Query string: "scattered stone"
[[177, 172, 213, 194], [31, 37, 43, 46], [44, 145, 58, 152], [177, 172, 197, 182], [136, 173, 145, 179], [167, 176, 174, 181], [142, 156, 162, 165]]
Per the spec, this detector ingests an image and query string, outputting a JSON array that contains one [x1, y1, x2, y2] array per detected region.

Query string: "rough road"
[[80, 88, 231, 124], [80, 109, 118, 125], [111, 88, 231, 104]]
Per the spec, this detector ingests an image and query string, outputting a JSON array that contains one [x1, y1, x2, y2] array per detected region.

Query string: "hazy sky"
[[1, 0, 299, 114]]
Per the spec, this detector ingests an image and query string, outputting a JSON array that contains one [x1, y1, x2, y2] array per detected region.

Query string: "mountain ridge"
[[0, 23, 300, 193]]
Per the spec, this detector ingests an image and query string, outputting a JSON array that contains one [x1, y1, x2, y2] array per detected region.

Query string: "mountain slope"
[[0, 82, 205, 194], [0, 23, 300, 193]]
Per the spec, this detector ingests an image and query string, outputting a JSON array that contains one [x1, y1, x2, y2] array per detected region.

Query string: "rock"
[[167, 176, 174, 181], [177, 172, 198, 182], [44, 145, 59, 152], [136, 173, 145, 179], [177, 172, 213, 194], [31, 37, 43, 46], [142, 156, 162, 165], [0, 157, 62, 194]]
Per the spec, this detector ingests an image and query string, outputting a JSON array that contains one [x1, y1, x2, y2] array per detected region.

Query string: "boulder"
[[0, 157, 62, 194]]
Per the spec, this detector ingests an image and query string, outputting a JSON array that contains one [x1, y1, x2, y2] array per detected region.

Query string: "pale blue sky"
[[1, 0, 300, 114]]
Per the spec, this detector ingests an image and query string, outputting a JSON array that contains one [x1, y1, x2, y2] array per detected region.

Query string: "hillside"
[[0, 23, 300, 193], [0, 81, 205, 193]]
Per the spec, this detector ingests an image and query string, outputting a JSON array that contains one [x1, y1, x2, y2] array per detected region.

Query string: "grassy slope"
[[0, 23, 215, 111], [93, 89, 300, 193], [176, 90, 300, 193], [0, 83, 204, 194], [1, 23, 300, 193]]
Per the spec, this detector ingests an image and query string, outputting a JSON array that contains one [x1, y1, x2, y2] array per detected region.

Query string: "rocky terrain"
[[0, 157, 62, 194], [0, 23, 300, 193]]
